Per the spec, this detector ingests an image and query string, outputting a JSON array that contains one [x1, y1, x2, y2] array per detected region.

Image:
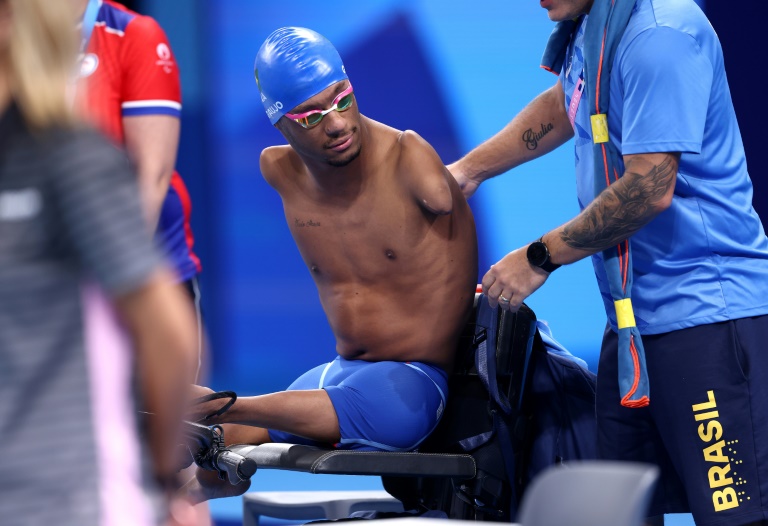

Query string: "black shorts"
[[597, 315, 768, 526]]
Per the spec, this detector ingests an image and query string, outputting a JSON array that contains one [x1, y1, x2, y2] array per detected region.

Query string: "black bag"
[[382, 297, 598, 522], [382, 296, 536, 521]]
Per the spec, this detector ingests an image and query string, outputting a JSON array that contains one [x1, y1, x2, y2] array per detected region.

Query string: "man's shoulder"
[[623, 0, 711, 49], [396, 129, 427, 150], [389, 129, 455, 214], [259, 145, 298, 186], [260, 144, 294, 165], [394, 129, 444, 174], [365, 117, 404, 150]]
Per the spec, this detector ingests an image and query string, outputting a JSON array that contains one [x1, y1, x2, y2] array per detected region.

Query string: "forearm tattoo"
[[560, 156, 676, 251], [522, 123, 555, 151]]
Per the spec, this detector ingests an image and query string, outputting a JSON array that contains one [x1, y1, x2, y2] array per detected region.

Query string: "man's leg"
[[184, 361, 341, 503], [184, 358, 447, 502], [220, 423, 272, 446], [183, 389, 339, 504], [597, 325, 689, 523], [641, 316, 768, 526], [190, 388, 341, 443], [189, 358, 447, 450]]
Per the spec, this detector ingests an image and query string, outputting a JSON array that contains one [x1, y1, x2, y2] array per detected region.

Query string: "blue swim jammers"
[[268, 356, 448, 452]]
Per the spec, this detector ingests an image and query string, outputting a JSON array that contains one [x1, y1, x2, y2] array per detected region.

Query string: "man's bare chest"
[[284, 191, 423, 279]]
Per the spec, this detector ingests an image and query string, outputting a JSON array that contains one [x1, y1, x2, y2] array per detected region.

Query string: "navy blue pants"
[[597, 315, 768, 525]]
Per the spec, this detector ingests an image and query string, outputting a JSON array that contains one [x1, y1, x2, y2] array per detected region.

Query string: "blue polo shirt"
[[562, 0, 768, 334]]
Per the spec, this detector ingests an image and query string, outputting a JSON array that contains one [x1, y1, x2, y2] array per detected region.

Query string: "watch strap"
[[536, 237, 561, 273]]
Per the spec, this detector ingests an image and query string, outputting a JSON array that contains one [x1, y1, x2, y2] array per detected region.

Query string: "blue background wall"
[[138, 0, 764, 396]]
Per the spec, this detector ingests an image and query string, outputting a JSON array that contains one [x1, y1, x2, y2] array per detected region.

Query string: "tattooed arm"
[[448, 80, 574, 197], [481, 152, 679, 311], [548, 152, 679, 263]]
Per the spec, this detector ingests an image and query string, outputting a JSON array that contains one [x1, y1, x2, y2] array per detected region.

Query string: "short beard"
[[328, 143, 362, 167]]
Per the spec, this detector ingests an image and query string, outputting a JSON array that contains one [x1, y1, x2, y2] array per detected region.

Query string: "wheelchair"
[[186, 294, 597, 522]]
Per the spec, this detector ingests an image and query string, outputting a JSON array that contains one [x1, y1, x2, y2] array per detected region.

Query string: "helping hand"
[[446, 162, 480, 198], [481, 245, 550, 311]]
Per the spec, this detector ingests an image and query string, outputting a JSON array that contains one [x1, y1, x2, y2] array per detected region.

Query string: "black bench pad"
[[229, 443, 476, 478]]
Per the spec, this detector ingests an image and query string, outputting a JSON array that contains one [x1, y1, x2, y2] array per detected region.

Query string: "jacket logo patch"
[[79, 53, 99, 78], [156, 43, 175, 74]]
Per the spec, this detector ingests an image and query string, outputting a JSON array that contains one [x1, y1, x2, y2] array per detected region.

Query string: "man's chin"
[[328, 144, 362, 167]]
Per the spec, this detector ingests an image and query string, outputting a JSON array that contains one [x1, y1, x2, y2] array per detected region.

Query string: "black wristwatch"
[[527, 237, 561, 273]]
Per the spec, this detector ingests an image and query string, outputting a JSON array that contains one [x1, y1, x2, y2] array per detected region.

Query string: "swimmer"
[[183, 26, 478, 503]]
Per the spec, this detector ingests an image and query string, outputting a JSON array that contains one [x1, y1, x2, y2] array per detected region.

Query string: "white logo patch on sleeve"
[[155, 43, 175, 73]]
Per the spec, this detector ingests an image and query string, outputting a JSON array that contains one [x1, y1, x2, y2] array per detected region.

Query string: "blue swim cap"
[[254, 27, 348, 125]]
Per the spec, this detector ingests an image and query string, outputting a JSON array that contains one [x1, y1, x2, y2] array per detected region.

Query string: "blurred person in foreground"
[[0, 0, 200, 524]]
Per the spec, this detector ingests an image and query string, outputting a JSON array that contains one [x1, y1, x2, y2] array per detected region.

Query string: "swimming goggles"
[[285, 84, 355, 129]]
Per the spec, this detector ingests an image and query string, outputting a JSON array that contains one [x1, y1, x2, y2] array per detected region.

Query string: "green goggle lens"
[[305, 113, 324, 127], [336, 94, 354, 111]]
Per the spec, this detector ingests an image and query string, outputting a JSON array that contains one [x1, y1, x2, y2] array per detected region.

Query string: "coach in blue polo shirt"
[[448, 0, 768, 524]]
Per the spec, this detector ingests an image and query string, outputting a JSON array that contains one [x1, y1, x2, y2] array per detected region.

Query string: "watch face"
[[527, 241, 548, 267]]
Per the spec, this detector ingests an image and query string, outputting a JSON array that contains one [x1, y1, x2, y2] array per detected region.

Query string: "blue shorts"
[[597, 315, 768, 525], [268, 357, 448, 452]]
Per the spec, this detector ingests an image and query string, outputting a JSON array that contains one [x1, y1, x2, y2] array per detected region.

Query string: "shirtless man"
[[185, 27, 477, 501]]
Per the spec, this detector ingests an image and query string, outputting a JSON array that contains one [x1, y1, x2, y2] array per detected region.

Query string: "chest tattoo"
[[295, 218, 321, 228]]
